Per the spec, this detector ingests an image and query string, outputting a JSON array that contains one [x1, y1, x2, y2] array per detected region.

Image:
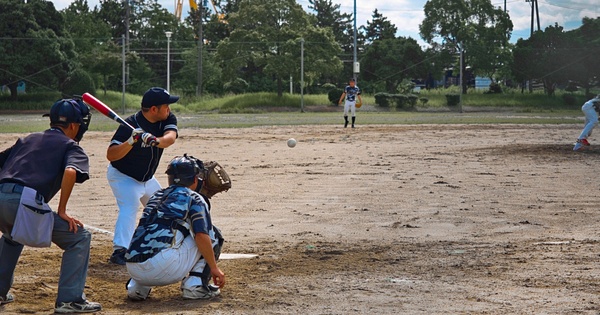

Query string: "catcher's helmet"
[[166, 154, 202, 187], [44, 99, 92, 142]]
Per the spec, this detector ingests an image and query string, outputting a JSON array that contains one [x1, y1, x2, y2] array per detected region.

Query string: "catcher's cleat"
[[0, 292, 14, 305], [109, 248, 126, 265], [126, 279, 151, 301], [182, 285, 221, 300]]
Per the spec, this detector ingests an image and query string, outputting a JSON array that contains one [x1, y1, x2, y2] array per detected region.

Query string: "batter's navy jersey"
[[344, 85, 361, 102], [110, 111, 178, 182], [0, 128, 89, 202]]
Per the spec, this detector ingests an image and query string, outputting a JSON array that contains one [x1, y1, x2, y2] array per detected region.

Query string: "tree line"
[[0, 0, 599, 101]]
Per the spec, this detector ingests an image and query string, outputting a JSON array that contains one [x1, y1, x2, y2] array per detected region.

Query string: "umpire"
[[106, 87, 179, 265], [0, 99, 102, 313]]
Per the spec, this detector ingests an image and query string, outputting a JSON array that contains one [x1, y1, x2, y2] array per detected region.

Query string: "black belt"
[[0, 183, 24, 194]]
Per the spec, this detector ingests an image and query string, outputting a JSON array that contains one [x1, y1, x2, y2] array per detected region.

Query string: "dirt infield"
[[2, 123, 600, 314]]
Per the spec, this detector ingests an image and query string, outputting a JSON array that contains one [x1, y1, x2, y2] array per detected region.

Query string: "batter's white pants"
[[107, 164, 161, 250], [578, 100, 598, 140], [126, 231, 219, 296], [343, 100, 356, 117]]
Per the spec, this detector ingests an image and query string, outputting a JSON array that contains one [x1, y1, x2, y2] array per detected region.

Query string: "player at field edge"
[[125, 155, 226, 301], [573, 94, 600, 151], [106, 87, 179, 265], [0, 99, 102, 313], [338, 78, 362, 128]]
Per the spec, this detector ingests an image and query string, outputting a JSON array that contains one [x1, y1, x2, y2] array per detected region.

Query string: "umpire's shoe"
[[54, 300, 102, 313], [0, 292, 14, 305], [109, 248, 127, 265]]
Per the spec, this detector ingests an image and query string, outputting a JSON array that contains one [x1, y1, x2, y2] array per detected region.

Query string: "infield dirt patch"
[[2, 123, 600, 314]]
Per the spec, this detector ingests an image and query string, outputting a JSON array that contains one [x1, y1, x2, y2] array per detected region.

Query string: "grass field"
[[0, 110, 584, 134]]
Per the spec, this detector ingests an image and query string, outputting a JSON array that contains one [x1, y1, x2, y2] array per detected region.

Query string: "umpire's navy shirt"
[[110, 111, 178, 182], [0, 128, 90, 202]]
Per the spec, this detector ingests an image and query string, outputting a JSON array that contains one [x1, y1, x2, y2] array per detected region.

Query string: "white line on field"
[[85, 224, 258, 259]]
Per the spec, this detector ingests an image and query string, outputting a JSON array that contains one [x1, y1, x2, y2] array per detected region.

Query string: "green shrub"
[[562, 94, 577, 106], [419, 97, 429, 106], [407, 94, 419, 108], [62, 69, 96, 96], [485, 82, 502, 94], [374, 92, 390, 107], [328, 88, 344, 105], [446, 94, 461, 107]]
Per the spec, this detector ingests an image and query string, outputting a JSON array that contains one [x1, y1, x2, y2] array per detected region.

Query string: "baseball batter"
[[573, 95, 600, 151], [125, 155, 229, 301], [107, 87, 179, 265], [0, 99, 102, 313], [338, 78, 362, 128]]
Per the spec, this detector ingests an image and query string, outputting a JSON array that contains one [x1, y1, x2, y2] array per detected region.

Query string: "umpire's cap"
[[44, 99, 92, 142], [44, 99, 90, 125], [166, 154, 202, 187]]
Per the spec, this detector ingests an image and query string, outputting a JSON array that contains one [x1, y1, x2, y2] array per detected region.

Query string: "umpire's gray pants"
[[0, 184, 92, 304]]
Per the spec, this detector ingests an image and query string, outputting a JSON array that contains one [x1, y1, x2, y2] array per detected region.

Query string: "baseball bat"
[[82, 92, 135, 130]]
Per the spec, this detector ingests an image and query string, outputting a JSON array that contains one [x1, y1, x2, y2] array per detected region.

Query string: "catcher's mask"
[[166, 154, 202, 188], [44, 99, 92, 142]]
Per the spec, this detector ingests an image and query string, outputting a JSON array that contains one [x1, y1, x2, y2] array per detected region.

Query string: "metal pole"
[[353, 0, 357, 82], [197, 0, 203, 96], [122, 35, 126, 114], [165, 31, 172, 91], [459, 44, 463, 113], [300, 38, 305, 113], [535, 0, 540, 32]]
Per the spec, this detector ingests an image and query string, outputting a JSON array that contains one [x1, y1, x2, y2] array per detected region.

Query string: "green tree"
[[216, 0, 342, 96], [512, 23, 583, 96], [361, 9, 397, 44], [419, 0, 512, 93], [0, 0, 76, 99], [360, 37, 426, 93], [568, 17, 600, 96]]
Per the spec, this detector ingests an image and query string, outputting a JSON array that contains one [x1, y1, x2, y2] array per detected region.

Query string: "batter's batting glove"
[[141, 132, 159, 146], [127, 128, 144, 145]]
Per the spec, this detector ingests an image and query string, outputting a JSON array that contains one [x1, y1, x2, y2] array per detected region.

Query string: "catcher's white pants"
[[578, 100, 598, 140], [126, 231, 219, 297], [107, 164, 161, 250], [343, 100, 356, 117]]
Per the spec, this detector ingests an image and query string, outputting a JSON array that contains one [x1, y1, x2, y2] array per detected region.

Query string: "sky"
[[51, 0, 600, 46]]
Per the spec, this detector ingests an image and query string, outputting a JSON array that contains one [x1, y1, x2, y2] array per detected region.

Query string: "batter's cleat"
[[54, 300, 102, 313], [109, 248, 126, 265], [0, 292, 14, 305], [580, 138, 591, 146], [182, 285, 221, 300]]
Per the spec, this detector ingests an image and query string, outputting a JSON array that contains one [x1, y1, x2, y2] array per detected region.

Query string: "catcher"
[[573, 95, 600, 151], [124, 154, 231, 300]]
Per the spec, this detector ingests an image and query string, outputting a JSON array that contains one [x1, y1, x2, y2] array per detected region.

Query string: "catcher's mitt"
[[199, 161, 232, 198]]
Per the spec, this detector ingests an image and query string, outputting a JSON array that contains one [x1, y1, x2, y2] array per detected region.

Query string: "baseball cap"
[[141, 87, 179, 108]]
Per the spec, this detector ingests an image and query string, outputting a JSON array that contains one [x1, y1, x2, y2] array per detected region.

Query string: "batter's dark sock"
[[344, 116, 348, 128], [351, 116, 355, 128]]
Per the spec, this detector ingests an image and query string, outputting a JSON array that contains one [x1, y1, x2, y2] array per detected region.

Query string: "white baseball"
[[287, 138, 297, 148]]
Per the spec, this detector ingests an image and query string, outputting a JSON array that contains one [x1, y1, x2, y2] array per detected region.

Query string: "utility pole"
[[300, 38, 305, 113], [352, 0, 358, 82], [197, 0, 203, 96], [527, 0, 541, 36]]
